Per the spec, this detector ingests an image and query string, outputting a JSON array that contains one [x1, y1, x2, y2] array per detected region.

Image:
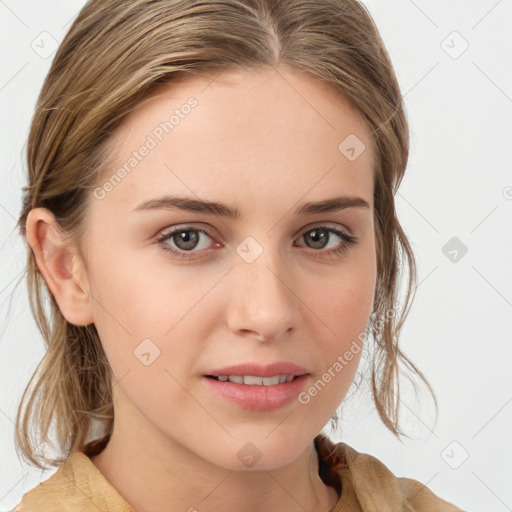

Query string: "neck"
[[90, 421, 339, 512]]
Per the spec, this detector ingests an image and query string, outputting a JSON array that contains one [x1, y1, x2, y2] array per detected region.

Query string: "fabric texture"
[[13, 433, 463, 511]]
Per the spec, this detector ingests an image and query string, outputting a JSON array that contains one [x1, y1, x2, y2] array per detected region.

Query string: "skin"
[[26, 65, 377, 512]]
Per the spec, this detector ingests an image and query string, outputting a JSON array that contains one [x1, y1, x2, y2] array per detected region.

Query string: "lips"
[[207, 375, 296, 385], [203, 373, 310, 411], [202, 362, 311, 411], [205, 362, 309, 379]]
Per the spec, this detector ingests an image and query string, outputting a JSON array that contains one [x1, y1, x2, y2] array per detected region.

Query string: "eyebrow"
[[132, 194, 370, 218]]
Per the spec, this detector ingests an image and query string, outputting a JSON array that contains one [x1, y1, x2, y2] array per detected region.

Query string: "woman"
[[13, 0, 462, 510]]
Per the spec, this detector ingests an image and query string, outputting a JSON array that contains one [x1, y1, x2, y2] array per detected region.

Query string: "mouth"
[[202, 373, 310, 411], [205, 374, 304, 385]]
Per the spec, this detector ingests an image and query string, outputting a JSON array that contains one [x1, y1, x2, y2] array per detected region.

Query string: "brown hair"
[[15, 0, 437, 469]]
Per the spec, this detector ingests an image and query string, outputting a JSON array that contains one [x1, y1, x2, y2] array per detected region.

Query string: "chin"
[[203, 436, 308, 472]]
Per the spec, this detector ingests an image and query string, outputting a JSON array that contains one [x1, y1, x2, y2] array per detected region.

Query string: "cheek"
[[299, 268, 374, 416], [87, 248, 221, 369], [85, 253, 216, 428], [310, 258, 376, 340], [303, 249, 376, 399]]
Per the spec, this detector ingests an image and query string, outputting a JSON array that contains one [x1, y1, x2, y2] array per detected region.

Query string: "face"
[[76, 66, 377, 470]]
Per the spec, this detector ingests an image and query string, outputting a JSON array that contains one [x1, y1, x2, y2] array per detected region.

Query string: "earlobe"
[[25, 208, 94, 326]]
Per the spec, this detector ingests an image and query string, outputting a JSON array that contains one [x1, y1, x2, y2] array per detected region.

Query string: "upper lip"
[[205, 362, 310, 378]]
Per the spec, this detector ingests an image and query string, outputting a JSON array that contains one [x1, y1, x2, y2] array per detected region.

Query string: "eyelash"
[[155, 225, 358, 260]]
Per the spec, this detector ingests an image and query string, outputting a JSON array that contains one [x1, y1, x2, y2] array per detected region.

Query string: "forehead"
[[94, 66, 375, 216]]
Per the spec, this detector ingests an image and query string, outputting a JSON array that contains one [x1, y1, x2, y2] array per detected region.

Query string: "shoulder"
[[315, 433, 464, 511], [12, 451, 133, 512], [12, 460, 75, 512]]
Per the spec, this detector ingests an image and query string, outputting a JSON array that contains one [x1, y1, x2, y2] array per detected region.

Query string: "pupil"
[[175, 230, 198, 250], [308, 229, 328, 249]]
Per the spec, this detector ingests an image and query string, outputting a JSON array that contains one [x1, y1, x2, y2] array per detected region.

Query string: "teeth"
[[214, 375, 296, 385]]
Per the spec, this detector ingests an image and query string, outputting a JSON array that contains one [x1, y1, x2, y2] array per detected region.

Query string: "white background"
[[0, 1, 511, 511]]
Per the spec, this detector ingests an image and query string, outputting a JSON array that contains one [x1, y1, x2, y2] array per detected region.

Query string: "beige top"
[[13, 433, 463, 511]]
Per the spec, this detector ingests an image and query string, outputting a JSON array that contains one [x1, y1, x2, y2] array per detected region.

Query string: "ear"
[[25, 208, 94, 326]]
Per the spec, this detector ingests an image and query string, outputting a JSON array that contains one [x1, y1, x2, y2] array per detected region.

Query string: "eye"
[[155, 224, 358, 260], [155, 226, 216, 259], [294, 225, 358, 257]]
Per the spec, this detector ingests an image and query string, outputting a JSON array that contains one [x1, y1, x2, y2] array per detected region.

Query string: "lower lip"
[[203, 375, 310, 412]]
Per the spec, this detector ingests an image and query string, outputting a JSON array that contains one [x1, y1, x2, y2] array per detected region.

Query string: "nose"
[[226, 243, 299, 343]]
